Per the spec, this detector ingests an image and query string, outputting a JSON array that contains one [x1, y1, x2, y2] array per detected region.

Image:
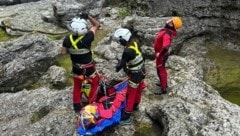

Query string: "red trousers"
[[125, 81, 146, 112], [156, 55, 168, 90], [72, 74, 100, 104]]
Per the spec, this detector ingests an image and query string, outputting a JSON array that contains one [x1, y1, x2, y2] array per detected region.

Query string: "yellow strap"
[[128, 42, 141, 55], [69, 35, 84, 49], [128, 80, 139, 88]]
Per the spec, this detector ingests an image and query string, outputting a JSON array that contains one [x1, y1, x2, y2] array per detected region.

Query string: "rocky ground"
[[0, 0, 240, 136]]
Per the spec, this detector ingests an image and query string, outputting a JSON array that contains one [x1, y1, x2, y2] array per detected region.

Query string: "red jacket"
[[154, 28, 176, 57]]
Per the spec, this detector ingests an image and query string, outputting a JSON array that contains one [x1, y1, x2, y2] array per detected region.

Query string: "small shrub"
[[118, 7, 128, 18]]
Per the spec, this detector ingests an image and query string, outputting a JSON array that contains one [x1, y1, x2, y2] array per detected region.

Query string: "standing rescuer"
[[153, 17, 183, 95], [61, 13, 100, 113], [113, 28, 146, 125]]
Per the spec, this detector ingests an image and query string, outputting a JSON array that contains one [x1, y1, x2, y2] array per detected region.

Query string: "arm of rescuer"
[[88, 15, 100, 35], [61, 46, 67, 55], [154, 33, 171, 58], [116, 49, 130, 72]]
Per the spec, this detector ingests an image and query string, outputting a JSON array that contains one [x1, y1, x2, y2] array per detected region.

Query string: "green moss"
[[104, 0, 126, 6], [27, 82, 41, 90], [0, 69, 3, 76], [205, 44, 240, 105], [92, 29, 110, 48], [30, 107, 50, 123], [118, 7, 129, 18], [54, 54, 73, 86], [0, 28, 18, 42], [47, 33, 67, 41], [135, 122, 160, 136]]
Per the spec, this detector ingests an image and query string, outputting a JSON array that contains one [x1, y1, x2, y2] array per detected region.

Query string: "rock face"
[[38, 65, 68, 89], [0, 33, 60, 92], [52, 0, 105, 23], [0, 0, 67, 36], [146, 79, 240, 135], [122, 0, 240, 53], [0, 0, 40, 6], [128, 0, 240, 31], [0, 87, 74, 136]]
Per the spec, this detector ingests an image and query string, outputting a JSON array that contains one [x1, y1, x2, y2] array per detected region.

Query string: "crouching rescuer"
[[113, 28, 146, 125], [61, 13, 100, 113]]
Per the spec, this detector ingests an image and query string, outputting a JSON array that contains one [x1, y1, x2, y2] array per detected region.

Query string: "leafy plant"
[[118, 7, 128, 18]]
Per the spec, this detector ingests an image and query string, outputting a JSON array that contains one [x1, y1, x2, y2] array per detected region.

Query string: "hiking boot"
[[155, 83, 161, 86], [73, 103, 82, 113], [133, 105, 139, 111], [119, 118, 132, 125], [133, 103, 139, 111], [154, 89, 167, 95]]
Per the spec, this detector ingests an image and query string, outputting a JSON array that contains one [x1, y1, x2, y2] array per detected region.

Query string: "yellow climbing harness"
[[70, 34, 84, 49], [127, 42, 144, 71]]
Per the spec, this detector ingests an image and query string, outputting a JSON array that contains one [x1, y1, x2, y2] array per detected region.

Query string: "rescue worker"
[[61, 13, 100, 113], [153, 17, 183, 95], [113, 28, 146, 124]]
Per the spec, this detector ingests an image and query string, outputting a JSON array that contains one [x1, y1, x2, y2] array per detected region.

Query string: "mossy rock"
[[135, 122, 161, 136], [0, 28, 18, 42], [31, 107, 50, 123]]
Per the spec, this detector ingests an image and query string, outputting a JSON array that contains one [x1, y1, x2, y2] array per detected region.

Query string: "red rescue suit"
[[154, 28, 176, 91]]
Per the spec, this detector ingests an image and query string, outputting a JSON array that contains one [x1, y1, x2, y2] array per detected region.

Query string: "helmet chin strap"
[[75, 33, 84, 37], [119, 39, 127, 46], [165, 24, 175, 30]]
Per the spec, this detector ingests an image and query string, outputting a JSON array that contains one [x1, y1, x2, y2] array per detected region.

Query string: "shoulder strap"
[[128, 42, 141, 55], [69, 35, 84, 49]]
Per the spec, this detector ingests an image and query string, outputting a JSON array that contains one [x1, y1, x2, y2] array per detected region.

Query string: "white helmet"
[[69, 17, 88, 36], [113, 28, 132, 42]]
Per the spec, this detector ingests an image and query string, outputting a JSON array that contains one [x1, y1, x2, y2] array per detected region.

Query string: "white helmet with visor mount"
[[69, 17, 88, 36], [113, 28, 132, 45]]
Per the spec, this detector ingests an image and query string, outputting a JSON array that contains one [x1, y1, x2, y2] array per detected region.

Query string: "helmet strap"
[[165, 24, 175, 30], [119, 38, 127, 46]]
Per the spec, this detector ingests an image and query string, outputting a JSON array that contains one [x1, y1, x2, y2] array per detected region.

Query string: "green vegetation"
[[54, 54, 73, 86], [0, 28, 18, 42], [205, 44, 240, 105], [92, 29, 110, 49], [0, 69, 3, 77], [27, 81, 41, 90], [47, 33, 67, 41], [135, 122, 160, 136], [118, 7, 129, 18], [30, 107, 50, 123], [105, 0, 126, 6]]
